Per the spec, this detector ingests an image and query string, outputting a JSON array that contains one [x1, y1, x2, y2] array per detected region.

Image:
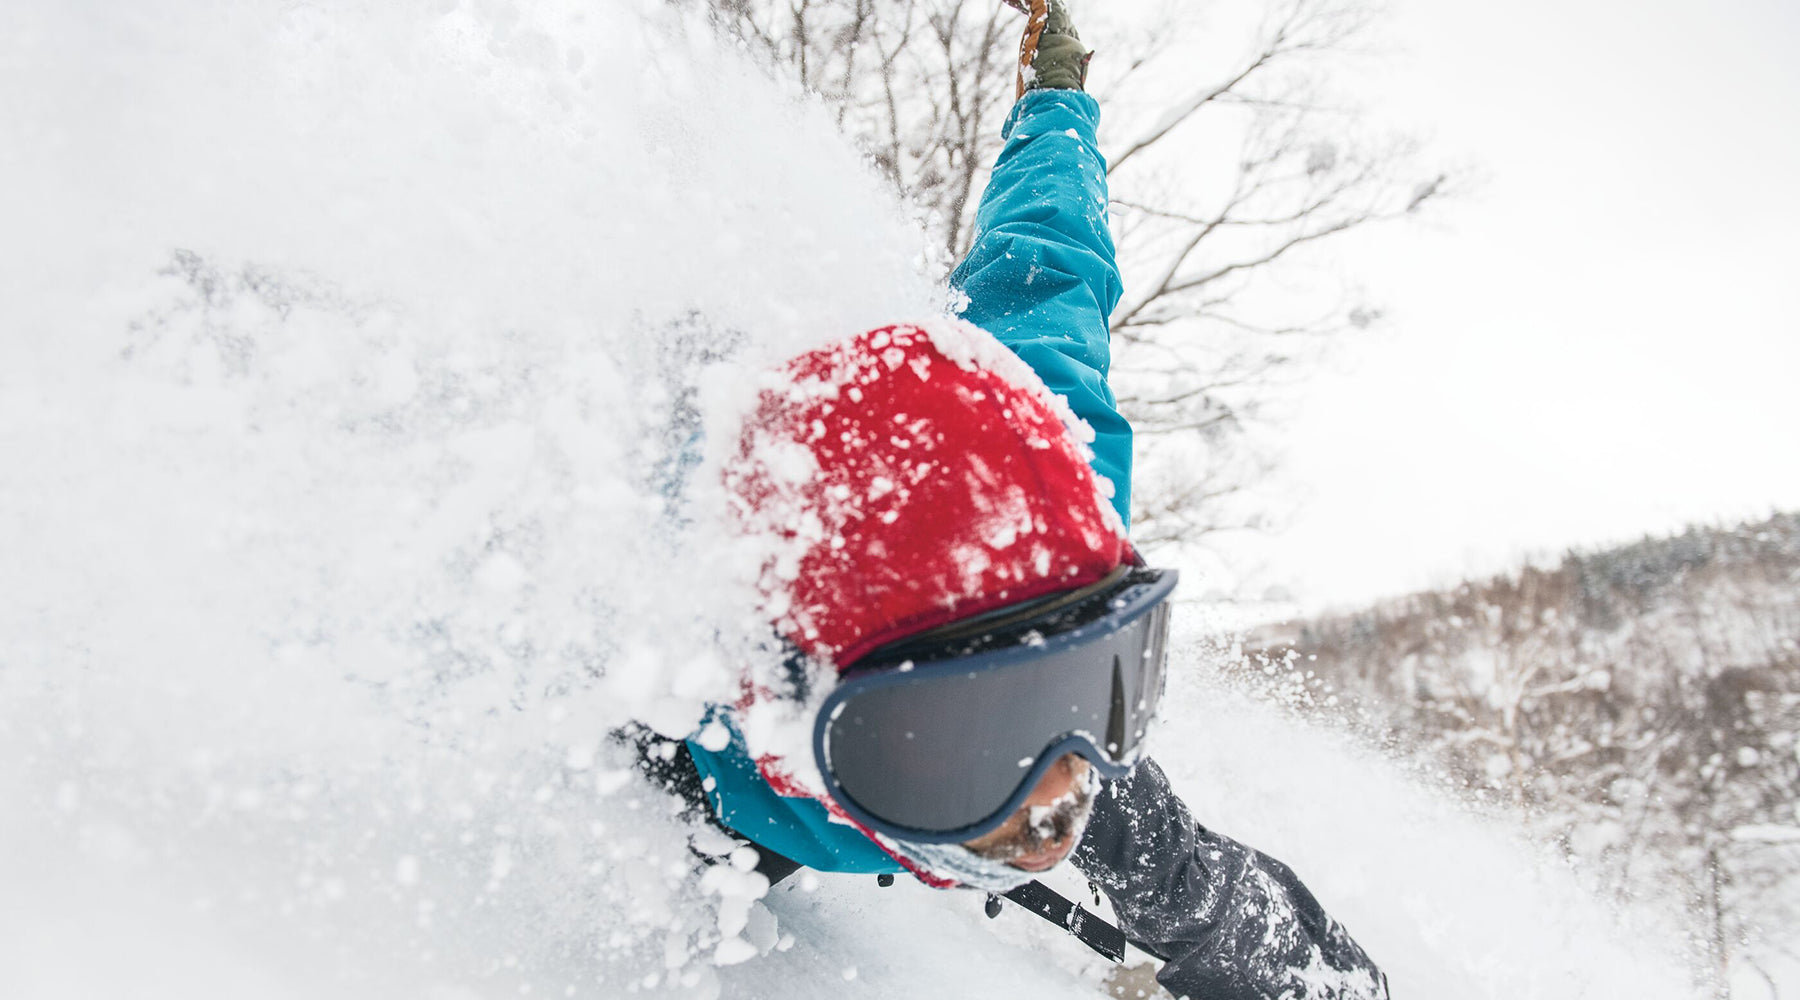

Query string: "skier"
[[641, 2, 1391, 995]]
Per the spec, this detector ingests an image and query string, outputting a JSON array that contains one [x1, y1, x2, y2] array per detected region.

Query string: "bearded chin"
[[886, 838, 1041, 892]]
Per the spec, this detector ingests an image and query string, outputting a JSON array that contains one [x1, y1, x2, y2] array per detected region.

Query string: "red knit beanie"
[[726, 321, 1128, 671]]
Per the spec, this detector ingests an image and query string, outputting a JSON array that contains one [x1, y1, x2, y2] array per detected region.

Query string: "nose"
[[1022, 753, 1089, 811], [969, 754, 1093, 872]]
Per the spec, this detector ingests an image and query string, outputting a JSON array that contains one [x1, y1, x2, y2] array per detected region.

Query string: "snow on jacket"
[[949, 90, 1131, 526], [688, 89, 1388, 998]]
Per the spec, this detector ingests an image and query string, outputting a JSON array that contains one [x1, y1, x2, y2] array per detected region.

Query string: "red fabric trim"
[[755, 753, 958, 888]]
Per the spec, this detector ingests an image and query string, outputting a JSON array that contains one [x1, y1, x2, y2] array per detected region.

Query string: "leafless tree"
[[691, 0, 1450, 555], [1254, 514, 1800, 997]]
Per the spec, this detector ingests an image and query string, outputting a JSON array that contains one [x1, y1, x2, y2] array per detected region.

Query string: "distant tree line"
[[1250, 512, 1800, 997]]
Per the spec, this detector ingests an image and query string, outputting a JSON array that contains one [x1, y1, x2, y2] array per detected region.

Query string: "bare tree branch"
[[696, 0, 1454, 562]]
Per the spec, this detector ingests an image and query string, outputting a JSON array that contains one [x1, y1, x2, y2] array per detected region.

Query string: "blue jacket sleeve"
[[950, 89, 1131, 528]]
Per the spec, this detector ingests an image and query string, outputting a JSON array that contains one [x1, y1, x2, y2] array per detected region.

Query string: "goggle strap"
[[1001, 880, 1128, 963], [867, 563, 1132, 660]]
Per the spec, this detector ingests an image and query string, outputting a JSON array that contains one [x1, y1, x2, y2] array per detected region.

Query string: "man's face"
[[960, 753, 1097, 872]]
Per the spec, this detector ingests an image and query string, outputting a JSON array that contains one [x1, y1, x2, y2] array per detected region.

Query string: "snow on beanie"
[[725, 320, 1128, 670]]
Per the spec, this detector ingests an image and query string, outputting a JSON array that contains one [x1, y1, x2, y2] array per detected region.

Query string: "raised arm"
[[950, 88, 1131, 527]]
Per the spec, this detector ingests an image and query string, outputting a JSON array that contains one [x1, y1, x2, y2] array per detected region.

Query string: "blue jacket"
[[951, 90, 1130, 526], [686, 89, 1128, 873]]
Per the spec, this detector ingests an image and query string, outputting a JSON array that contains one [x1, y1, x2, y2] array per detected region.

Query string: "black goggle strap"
[[995, 880, 1128, 963], [868, 563, 1134, 659]]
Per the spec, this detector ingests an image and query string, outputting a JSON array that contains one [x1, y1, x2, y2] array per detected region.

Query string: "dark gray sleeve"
[[1071, 758, 1391, 1000]]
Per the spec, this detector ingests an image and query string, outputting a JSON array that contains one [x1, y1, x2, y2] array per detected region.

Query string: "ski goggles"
[[813, 565, 1178, 844]]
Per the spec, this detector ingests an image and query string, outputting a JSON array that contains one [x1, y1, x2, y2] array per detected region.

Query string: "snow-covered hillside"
[[0, 1, 1714, 996]]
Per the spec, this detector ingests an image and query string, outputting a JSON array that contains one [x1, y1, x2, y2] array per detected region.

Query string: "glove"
[[1026, 0, 1091, 92]]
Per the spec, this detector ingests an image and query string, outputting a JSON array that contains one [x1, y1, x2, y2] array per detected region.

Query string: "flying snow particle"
[[594, 770, 633, 796], [714, 937, 757, 966], [696, 721, 732, 752], [564, 743, 595, 771]]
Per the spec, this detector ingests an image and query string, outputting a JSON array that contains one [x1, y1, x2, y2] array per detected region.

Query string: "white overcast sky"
[[1221, 0, 1800, 612]]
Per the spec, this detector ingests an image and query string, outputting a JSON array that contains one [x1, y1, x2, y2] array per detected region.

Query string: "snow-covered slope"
[[0, 2, 1709, 997]]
